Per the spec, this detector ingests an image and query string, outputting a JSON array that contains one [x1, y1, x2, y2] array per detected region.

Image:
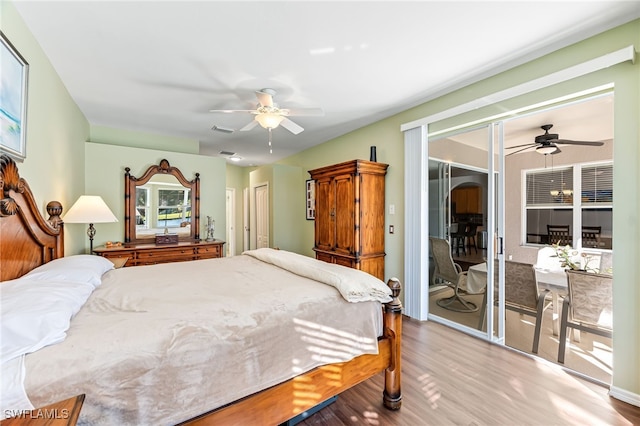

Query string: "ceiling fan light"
[[256, 113, 284, 129], [536, 145, 558, 155]]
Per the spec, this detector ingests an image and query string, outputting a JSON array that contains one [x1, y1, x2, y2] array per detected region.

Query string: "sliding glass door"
[[427, 125, 503, 338]]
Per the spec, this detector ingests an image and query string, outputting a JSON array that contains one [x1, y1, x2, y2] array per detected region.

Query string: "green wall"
[[90, 125, 200, 154], [1, 1, 88, 255]]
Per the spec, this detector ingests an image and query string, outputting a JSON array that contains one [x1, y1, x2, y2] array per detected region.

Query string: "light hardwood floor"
[[299, 316, 640, 425]]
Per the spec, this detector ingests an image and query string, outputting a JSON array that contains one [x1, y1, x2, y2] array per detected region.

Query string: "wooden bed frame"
[[0, 154, 402, 425]]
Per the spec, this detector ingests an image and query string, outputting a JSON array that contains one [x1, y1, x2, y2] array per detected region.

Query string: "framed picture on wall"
[[306, 179, 315, 220], [0, 31, 29, 161]]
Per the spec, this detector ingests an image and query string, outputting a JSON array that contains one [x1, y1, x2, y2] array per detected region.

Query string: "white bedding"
[[22, 250, 386, 425]]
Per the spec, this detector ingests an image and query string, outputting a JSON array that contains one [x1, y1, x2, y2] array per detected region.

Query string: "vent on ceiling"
[[211, 125, 234, 134], [219, 151, 236, 156]]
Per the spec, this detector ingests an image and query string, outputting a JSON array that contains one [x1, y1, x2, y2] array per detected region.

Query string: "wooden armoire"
[[309, 159, 388, 281]]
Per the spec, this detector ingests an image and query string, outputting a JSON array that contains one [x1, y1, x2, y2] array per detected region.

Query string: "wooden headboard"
[[0, 155, 64, 281]]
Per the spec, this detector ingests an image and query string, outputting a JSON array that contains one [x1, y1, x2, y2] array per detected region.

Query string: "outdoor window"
[[524, 162, 612, 250], [156, 188, 191, 228]]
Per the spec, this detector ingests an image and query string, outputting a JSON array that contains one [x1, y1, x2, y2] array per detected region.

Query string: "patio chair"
[[581, 226, 602, 248], [547, 224, 571, 246], [558, 270, 613, 363], [478, 260, 551, 353], [430, 237, 477, 312]]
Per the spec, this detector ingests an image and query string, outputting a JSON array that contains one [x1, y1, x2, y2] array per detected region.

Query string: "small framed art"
[[306, 179, 315, 220], [0, 31, 29, 161]]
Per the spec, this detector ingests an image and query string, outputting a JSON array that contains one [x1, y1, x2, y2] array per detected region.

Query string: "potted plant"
[[551, 243, 599, 272]]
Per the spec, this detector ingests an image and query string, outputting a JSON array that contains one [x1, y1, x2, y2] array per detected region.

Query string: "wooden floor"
[[299, 316, 640, 425]]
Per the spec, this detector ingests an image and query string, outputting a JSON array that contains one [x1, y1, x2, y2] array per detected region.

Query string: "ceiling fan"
[[210, 88, 323, 132], [507, 124, 604, 156]]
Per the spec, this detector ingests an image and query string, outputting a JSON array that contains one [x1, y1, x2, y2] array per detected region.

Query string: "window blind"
[[526, 166, 573, 206], [581, 163, 613, 204]]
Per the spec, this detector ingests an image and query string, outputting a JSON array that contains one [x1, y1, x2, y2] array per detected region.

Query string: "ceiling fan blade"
[[209, 109, 256, 114], [284, 107, 325, 117], [506, 145, 536, 156], [239, 120, 258, 132], [256, 90, 274, 108], [280, 117, 304, 135], [507, 142, 537, 150], [554, 139, 604, 146]]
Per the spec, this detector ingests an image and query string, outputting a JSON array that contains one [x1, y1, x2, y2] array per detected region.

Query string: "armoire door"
[[314, 177, 334, 251], [333, 173, 355, 255]]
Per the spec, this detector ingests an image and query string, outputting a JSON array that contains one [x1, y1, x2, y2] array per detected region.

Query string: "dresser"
[[93, 240, 225, 267], [309, 160, 388, 281]]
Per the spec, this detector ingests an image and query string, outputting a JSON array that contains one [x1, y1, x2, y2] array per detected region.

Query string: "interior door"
[[225, 188, 236, 256], [255, 184, 269, 249], [243, 187, 250, 251]]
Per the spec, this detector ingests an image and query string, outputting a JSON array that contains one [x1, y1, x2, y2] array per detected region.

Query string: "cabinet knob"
[[330, 208, 336, 219]]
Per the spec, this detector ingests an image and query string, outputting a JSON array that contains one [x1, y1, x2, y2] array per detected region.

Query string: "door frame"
[[225, 188, 236, 256]]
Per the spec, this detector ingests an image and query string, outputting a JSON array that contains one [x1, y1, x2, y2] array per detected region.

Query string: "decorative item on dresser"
[[309, 159, 388, 281]]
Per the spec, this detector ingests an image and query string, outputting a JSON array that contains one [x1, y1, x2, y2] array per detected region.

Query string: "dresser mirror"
[[124, 159, 200, 243]]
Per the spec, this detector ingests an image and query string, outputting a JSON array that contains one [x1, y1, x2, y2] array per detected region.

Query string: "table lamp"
[[63, 195, 118, 253]]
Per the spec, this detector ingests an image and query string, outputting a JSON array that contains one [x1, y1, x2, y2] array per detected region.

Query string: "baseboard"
[[609, 385, 640, 408]]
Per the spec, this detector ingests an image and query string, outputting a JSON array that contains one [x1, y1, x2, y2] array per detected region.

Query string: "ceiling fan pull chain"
[[268, 128, 273, 154]]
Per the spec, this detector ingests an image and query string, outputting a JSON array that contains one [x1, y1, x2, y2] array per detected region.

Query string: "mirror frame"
[[124, 159, 200, 244]]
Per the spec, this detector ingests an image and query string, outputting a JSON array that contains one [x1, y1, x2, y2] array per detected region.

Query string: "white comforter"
[[23, 250, 387, 425]]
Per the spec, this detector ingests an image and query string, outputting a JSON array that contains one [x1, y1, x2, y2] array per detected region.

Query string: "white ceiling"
[[13, 1, 639, 166]]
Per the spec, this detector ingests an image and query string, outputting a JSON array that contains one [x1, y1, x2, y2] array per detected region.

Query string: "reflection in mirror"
[[135, 174, 192, 238], [125, 159, 200, 244]]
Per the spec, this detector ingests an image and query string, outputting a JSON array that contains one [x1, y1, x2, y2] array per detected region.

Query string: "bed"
[[0, 155, 402, 425]]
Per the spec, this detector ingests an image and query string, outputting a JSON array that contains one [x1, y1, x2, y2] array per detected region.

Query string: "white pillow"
[[24, 255, 114, 288], [1, 278, 94, 361]]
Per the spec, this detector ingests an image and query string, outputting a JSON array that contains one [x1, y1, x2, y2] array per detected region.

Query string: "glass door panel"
[[428, 126, 493, 333]]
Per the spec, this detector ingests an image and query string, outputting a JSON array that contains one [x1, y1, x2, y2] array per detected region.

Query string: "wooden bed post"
[[383, 277, 402, 410]]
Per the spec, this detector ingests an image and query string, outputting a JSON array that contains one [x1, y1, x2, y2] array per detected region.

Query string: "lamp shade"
[[63, 195, 118, 224], [255, 112, 284, 129]]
